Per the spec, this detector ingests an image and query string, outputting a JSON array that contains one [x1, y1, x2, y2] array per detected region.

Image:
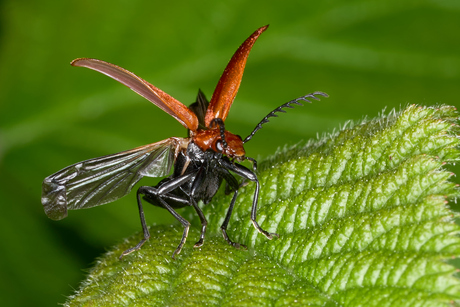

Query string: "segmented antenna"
[[210, 118, 228, 148], [243, 91, 328, 143]]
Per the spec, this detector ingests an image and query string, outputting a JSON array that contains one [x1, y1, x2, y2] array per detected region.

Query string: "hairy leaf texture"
[[66, 105, 460, 307]]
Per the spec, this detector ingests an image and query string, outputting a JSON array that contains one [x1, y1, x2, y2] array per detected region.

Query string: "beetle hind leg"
[[119, 188, 152, 260], [121, 185, 192, 260]]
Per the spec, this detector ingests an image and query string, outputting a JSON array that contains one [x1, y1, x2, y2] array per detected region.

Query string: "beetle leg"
[[219, 159, 279, 240], [219, 169, 247, 249], [188, 167, 208, 248], [139, 185, 191, 259], [119, 189, 151, 260], [120, 172, 196, 259], [190, 199, 207, 248], [221, 189, 248, 250]]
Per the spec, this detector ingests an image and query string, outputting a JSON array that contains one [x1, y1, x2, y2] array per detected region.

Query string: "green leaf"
[[66, 105, 460, 307]]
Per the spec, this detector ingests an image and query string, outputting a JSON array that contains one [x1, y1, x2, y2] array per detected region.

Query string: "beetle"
[[41, 25, 328, 259]]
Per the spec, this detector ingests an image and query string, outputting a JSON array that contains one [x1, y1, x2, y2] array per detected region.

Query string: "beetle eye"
[[215, 140, 224, 152]]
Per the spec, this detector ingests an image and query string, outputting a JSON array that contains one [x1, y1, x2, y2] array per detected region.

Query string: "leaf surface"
[[67, 105, 460, 307]]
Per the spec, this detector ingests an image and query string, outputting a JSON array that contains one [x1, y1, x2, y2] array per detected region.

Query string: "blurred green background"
[[1, 0, 460, 306]]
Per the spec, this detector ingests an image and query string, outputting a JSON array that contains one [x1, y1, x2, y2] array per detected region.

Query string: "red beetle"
[[42, 25, 327, 259]]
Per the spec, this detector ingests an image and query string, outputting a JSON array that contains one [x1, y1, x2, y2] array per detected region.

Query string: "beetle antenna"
[[243, 91, 328, 143], [210, 118, 227, 148]]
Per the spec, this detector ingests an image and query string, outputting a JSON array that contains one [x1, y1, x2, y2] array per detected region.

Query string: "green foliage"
[[66, 105, 460, 306], [2, 2, 460, 306]]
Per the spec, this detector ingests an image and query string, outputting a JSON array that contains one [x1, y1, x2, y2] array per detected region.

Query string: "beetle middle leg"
[[188, 166, 209, 248], [221, 189, 247, 249], [190, 199, 207, 248], [219, 168, 247, 249]]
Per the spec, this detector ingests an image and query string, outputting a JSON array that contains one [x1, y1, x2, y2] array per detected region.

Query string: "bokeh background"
[[1, 1, 459, 306]]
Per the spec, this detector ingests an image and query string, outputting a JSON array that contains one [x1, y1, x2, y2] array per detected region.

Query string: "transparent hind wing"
[[42, 137, 183, 220]]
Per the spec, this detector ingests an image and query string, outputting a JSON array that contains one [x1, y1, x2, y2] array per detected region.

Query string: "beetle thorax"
[[192, 129, 245, 160]]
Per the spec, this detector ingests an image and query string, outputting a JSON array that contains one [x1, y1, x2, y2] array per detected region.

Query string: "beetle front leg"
[[250, 179, 279, 239], [219, 159, 279, 240]]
